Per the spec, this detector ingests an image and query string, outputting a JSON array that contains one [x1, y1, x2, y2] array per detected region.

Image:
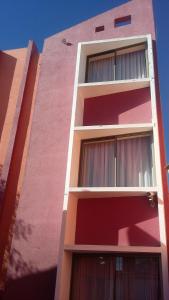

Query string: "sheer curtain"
[[87, 56, 115, 82], [87, 49, 147, 83], [115, 256, 161, 300], [70, 254, 114, 300], [115, 49, 147, 80], [70, 254, 161, 300], [116, 135, 153, 187], [79, 135, 154, 188], [79, 140, 116, 187]]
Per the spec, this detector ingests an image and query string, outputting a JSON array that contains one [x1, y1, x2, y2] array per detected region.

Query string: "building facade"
[[0, 0, 169, 299]]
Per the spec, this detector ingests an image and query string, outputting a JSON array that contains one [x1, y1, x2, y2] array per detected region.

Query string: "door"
[[70, 254, 162, 300]]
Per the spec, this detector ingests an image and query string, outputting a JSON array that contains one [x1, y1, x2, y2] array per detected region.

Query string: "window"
[[70, 254, 161, 300], [95, 25, 104, 32], [85, 43, 147, 82], [79, 133, 155, 187], [114, 15, 131, 27]]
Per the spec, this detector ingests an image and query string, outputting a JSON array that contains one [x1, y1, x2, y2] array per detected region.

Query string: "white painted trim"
[[78, 78, 150, 98], [78, 78, 150, 88], [64, 244, 162, 253], [79, 35, 149, 61], [147, 34, 169, 300], [75, 123, 153, 131], [63, 43, 82, 201], [56, 34, 169, 300], [74, 123, 153, 139], [80, 34, 148, 46], [69, 186, 158, 198]]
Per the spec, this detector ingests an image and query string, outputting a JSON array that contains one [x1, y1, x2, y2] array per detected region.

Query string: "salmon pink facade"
[[0, 1, 169, 300]]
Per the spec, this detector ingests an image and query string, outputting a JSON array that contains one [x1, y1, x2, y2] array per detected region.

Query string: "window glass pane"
[[86, 48, 147, 83], [79, 140, 116, 187], [116, 135, 154, 187], [79, 135, 154, 188], [115, 256, 160, 300], [87, 55, 115, 82], [70, 254, 161, 300], [70, 254, 114, 300], [116, 257, 123, 271], [115, 49, 147, 80]]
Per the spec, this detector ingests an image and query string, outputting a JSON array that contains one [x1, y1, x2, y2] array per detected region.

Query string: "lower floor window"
[[70, 254, 162, 300], [79, 133, 155, 187]]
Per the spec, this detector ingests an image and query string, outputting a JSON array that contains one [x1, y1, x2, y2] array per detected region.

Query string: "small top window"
[[114, 15, 131, 27], [95, 25, 104, 32]]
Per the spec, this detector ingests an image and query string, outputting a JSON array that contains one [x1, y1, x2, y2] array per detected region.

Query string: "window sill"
[[69, 187, 157, 198], [64, 244, 161, 253], [78, 78, 150, 99], [74, 123, 153, 139]]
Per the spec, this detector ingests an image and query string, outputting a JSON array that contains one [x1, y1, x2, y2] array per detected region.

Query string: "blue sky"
[[0, 0, 169, 163]]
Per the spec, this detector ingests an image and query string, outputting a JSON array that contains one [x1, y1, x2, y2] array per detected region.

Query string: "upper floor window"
[[95, 25, 105, 32], [79, 133, 155, 188], [114, 15, 131, 27], [85, 43, 147, 83]]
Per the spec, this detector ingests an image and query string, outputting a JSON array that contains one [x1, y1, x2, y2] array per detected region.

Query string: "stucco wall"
[[0, 48, 27, 194], [75, 197, 160, 247], [83, 87, 152, 125], [3, 1, 156, 299], [0, 44, 40, 298]]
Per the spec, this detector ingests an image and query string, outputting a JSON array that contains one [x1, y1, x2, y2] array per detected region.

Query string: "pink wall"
[[19, 0, 155, 271], [83, 88, 152, 125], [5, 1, 156, 299], [75, 197, 160, 247], [153, 44, 169, 268]]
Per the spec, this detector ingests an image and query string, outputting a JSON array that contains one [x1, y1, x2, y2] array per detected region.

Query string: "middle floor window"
[[79, 134, 155, 187]]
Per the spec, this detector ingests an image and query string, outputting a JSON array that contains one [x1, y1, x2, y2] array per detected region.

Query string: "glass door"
[[70, 253, 162, 300]]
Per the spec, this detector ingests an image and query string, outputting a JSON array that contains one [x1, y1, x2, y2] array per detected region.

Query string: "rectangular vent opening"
[[95, 25, 105, 32], [114, 15, 131, 27]]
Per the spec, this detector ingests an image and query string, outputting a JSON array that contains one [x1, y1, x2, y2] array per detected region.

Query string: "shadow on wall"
[[8, 218, 37, 278], [0, 218, 57, 300], [0, 176, 6, 213], [75, 197, 161, 246], [1, 267, 57, 300], [83, 88, 151, 126], [0, 53, 16, 140]]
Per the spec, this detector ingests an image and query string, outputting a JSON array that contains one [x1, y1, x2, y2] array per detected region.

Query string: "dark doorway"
[[70, 253, 162, 300]]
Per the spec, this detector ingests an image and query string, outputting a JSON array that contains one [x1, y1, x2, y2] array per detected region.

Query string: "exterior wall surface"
[[83, 88, 152, 125], [75, 197, 160, 246], [153, 45, 169, 266], [0, 48, 27, 212], [1, 0, 168, 300], [0, 43, 40, 298], [14, 2, 155, 287]]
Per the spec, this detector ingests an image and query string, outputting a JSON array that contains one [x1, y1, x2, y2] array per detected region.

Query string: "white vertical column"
[[147, 34, 169, 300]]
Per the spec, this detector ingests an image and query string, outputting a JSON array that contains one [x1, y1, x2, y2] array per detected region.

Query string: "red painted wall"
[[0, 44, 40, 299], [75, 197, 160, 247], [4, 1, 156, 299], [83, 88, 151, 125], [12, 0, 155, 278]]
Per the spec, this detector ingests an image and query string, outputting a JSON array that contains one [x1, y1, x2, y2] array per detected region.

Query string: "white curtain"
[[116, 135, 153, 187], [79, 140, 116, 187], [115, 49, 147, 80], [87, 49, 147, 82], [87, 56, 115, 82], [79, 135, 154, 188]]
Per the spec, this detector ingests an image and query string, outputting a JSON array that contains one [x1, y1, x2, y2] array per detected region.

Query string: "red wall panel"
[[75, 197, 160, 246], [83, 88, 151, 126]]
